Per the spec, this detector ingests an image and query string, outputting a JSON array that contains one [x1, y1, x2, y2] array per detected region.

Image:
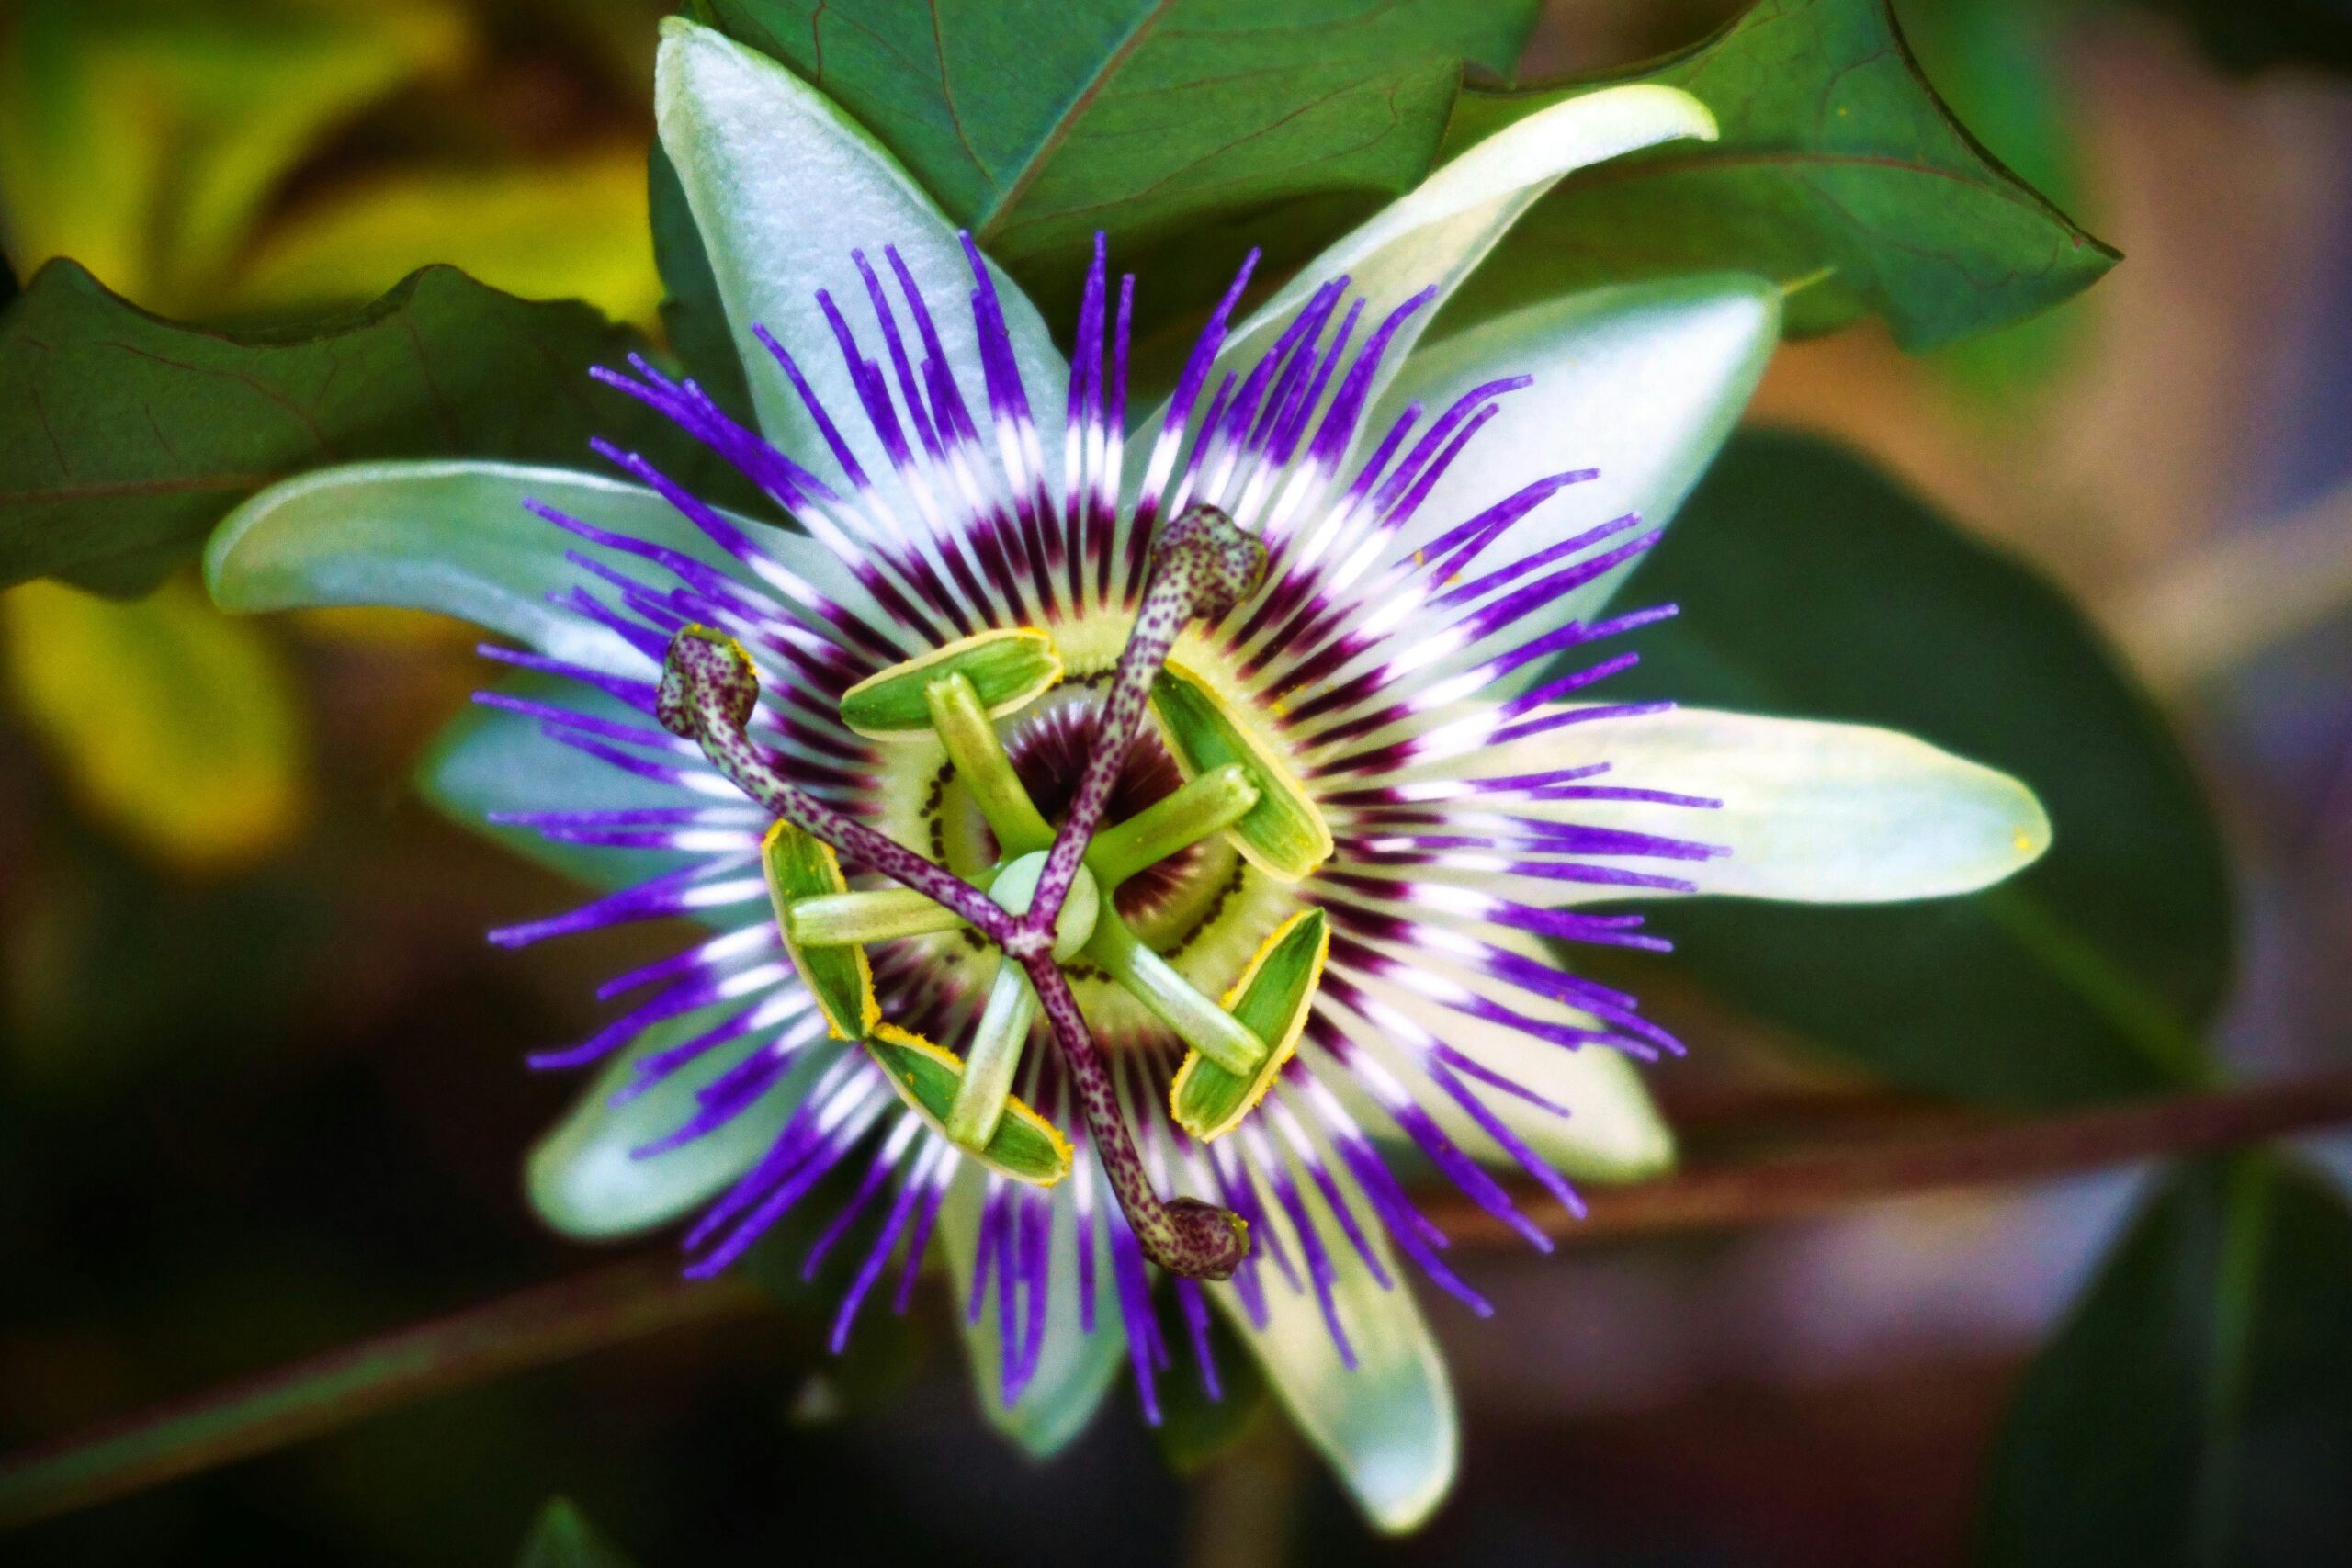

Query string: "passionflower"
[[205, 19, 2049, 1529]]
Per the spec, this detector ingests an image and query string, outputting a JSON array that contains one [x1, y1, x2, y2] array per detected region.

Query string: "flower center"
[[657, 506, 1313, 1279], [1001, 692, 1196, 919]]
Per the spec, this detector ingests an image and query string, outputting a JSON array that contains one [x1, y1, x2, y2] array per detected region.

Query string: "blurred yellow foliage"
[[2, 579, 312, 874], [0, 0, 668, 867], [0, 0, 474, 312], [231, 146, 661, 323]]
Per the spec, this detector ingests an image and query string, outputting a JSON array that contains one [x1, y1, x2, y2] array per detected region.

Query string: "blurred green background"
[[4, 1, 2351, 1563]]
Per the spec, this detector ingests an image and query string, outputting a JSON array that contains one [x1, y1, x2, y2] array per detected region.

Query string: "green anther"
[[1085, 913, 1266, 1077], [1086, 763, 1261, 890], [786, 886, 965, 947], [761, 821, 880, 1040], [865, 1022, 1071, 1186], [944, 961, 1036, 1149], [926, 671, 1054, 854], [1150, 661, 1334, 883], [1170, 908, 1329, 1142], [839, 626, 1062, 739]]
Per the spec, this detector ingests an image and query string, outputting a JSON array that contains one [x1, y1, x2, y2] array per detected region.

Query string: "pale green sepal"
[[1610, 708, 2052, 903], [1329, 968, 1678, 1183], [420, 681, 699, 894], [938, 1166, 1127, 1459], [205, 461, 717, 674], [1405, 706, 2055, 904], [1149, 84, 1720, 458], [1151, 663, 1332, 882], [1212, 1139, 1456, 1533], [1368, 275, 1781, 670], [203, 459, 889, 674], [527, 1008, 836, 1240], [654, 20, 1066, 475]]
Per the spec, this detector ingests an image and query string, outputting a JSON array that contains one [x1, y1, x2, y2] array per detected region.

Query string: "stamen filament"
[[944, 961, 1036, 1148], [1087, 762, 1260, 889], [658, 622, 1254, 1280], [1084, 914, 1267, 1077], [925, 671, 1054, 855]]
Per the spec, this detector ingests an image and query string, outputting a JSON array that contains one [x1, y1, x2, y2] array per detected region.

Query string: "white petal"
[[1215, 1142, 1455, 1533], [1153, 85, 1718, 446], [1328, 927, 1677, 1183], [527, 1012, 831, 1239], [1413, 706, 2054, 903], [419, 691, 699, 891], [656, 19, 1066, 481], [937, 1165, 1126, 1459], [1370, 275, 1780, 643], [205, 459, 885, 676]]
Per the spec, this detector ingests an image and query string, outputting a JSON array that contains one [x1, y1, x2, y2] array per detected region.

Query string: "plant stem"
[[0, 1258, 763, 1535], [7, 1070, 2348, 1536], [1425, 1070, 2352, 1247]]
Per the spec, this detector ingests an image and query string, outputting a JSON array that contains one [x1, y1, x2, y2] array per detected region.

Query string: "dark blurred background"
[[3, 0, 2349, 1562]]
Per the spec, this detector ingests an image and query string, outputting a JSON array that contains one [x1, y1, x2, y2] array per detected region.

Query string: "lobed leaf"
[[0, 260, 726, 596], [1442, 0, 2118, 349], [664, 0, 1543, 342]]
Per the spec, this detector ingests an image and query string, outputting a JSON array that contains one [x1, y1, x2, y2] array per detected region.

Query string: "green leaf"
[[1976, 1156, 2352, 1567], [1607, 432, 2230, 1106], [1442, 0, 2118, 350], [680, 0, 1542, 327], [516, 1495, 641, 1568], [0, 259, 716, 596], [1894, 0, 2090, 399]]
